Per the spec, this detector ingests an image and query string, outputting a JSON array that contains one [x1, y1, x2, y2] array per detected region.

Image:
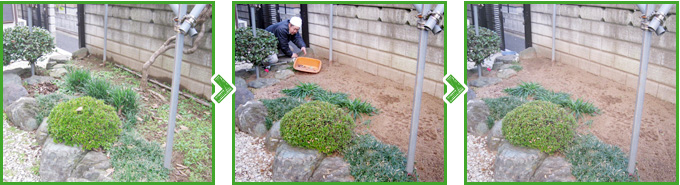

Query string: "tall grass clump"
[[63, 68, 91, 92], [503, 82, 547, 99], [281, 82, 323, 99], [107, 86, 139, 116], [84, 77, 111, 100]]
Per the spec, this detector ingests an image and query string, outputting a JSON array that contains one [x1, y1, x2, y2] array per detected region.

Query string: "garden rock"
[[530, 156, 575, 182], [492, 62, 504, 70], [47, 55, 70, 70], [72, 48, 89, 60], [40, 136, 88, 182], [469, 77, 501, 87], [309, 157, 353, 182], [71, 151, 114, 182], [235, 100, 268, 137], [486, 120, 504, 151], [468, 89, 476, 100], [49, 68, 68, 78], [272, 143, 326, 182], [519, 47, 537, 61], [496, 55, 518, 64], [499, 64, 514, 70], [36, 118, 50, 145], [6, 97, 39, 131], [235, 77, 254, 109], [248, 78, 279, 89], [274, 69, 295, 80], [4, 66, 31, 77], [23, 75, 56, 85], [493, 141, 547, 182], [466, 100, 490, 135], [497, 69, 517, 79], [3, 73, 29, 109], [265, 120, 283, 152]]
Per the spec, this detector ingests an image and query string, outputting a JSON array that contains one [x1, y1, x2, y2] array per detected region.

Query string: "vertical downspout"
[[551, 4, 556, 63], [164, 4, 187, 169], [103, 4, 109, 62], [329, 4, 333, 65], [523, 4, 532, 48]]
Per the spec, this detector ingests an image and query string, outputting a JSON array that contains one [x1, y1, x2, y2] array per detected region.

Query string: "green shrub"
[[3, 26, 55, 76], [281, 82, 324, 99], [235, 27, 277, 66], [340, 98, 379, 120], [482, 96, 526, 128], [502, 101, 576, 153], [565, 134, 637, 182], [280, 101, 353, 154], [343, 134, 415, 182], [107, 86, 139, 116], [34, 93, 74, 124], [467, 27, 501, 67], [261, 97, 303, 130], [503, 82, 548, 99], [84, 77, 111, 100], [48, 96, 122, 150], [64, 68, 91, 92], [110, 130, 168, 182]]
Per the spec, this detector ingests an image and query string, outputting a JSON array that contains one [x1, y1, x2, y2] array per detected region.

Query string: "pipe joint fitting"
[[417, 19, 426, 30], [183, 14, 198, 28]]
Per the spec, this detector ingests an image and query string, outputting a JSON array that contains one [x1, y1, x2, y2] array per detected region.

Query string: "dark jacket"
[[265, 19, 306, 57]]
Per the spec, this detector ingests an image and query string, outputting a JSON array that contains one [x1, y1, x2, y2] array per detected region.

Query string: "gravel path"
[[235, 130, 273, 182], [3, 119, 41, 182], [467, 134, 495, 182]]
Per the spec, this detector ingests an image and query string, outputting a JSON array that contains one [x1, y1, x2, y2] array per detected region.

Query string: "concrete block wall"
[[502, 5, 524, 36], [531, 4, 677, 104], [84, 4, 213, 99], [55, 11, 78, 34], [307, 4, 446, 98]]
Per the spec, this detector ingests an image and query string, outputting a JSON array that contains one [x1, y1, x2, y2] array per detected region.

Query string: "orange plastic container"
[[293, 57, 322, 73]]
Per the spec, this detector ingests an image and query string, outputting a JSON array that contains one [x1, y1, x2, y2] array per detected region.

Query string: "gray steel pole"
[[406, 4, 430, 175], [249, 5, 260, 79], [551, 4, 556, 63], [28, 5, 33, 31], [164, 4, 187, 169], [627, 4, 673, 175], [103, 4, 109, 62], [472, 4, 481, 78], [329, 4, 334, 65]]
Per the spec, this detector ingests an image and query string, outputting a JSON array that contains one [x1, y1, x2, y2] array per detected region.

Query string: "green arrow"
[[213, 74, 232, 104], [445, 74, 465, 104]]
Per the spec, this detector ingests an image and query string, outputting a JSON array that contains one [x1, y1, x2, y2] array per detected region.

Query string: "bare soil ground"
[[247, 63, 445, 182], [469, 57, 676, 182]]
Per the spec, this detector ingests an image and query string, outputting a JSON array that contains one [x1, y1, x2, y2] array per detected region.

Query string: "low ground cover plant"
[[343, 134, 415, 182], [109, 130, 168, 182], [504, 82, 600, 120], [48, 96, 121, 150], [502, 100, 576, 154], [34, 93, 74, 124], [565, 134, 637, 182], [261, 97, 303, 130], [280, 101, 353, 154], [482, 96, 525, 128]]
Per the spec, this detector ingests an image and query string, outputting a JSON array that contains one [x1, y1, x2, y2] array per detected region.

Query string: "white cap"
[[290, 17, 302, 28]]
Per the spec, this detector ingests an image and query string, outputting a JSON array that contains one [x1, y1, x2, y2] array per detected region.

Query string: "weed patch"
[[482, 96, 525, 128]]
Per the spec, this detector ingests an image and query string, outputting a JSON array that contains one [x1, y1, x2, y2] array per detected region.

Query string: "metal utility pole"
[[103, 4, 109, 62]]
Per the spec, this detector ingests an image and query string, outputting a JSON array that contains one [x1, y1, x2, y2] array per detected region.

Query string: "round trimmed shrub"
[[502, 100, 576, 153], [467, 27, 501, 67], [280, 101, 354, 154], [48, 96, 122, 150]]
